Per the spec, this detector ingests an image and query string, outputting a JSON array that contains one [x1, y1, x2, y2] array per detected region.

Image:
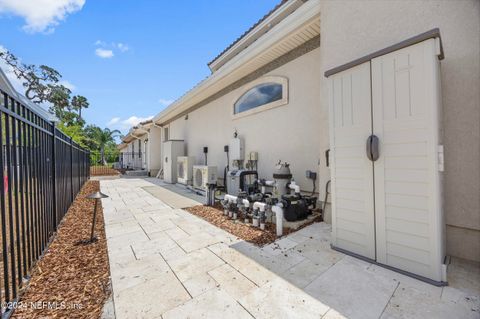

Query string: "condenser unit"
[[193, 165, 217, 190], [177, 156, 195, 185]]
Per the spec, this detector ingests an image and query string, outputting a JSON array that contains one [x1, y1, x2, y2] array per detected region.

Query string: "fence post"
[[70, 137, 74, 202], [51, 122, 57, 228], [87, 151, 91, 179]]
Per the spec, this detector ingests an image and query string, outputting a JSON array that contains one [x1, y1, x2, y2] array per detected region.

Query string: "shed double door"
[[328, 38, 445, 283]]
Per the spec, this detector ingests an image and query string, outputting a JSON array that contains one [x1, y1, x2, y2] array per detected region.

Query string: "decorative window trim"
[[231, 76, 288, 120]]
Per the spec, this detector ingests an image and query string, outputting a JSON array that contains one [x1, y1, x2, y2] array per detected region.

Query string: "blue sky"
[[0, 0, 279, 133]]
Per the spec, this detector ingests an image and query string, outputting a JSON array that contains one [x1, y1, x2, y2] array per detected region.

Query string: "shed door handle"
[[366, 135, 380, 161]]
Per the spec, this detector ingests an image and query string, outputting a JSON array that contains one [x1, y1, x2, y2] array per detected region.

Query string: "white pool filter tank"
[[272, 161, 292, 198]]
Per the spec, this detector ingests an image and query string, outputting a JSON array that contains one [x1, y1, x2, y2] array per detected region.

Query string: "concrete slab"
[[175, 231, 221, 252], [182, 273, 219, 297], [167, 248, 225, 282], [305, 256, 399, 319], [143, 185, 201, 209], [162, 288, 254, 319], [208, 242, 276, 287], [232, 240, 306, 274], [102, 178, 480, 319], [261, 237, 298, 256], [381, 284, 480, 319], [281, 258, 332, 288], [110, 255, 170, 292], [130, 235, 178, 259], [239, 277, 330, 319], [114, 271, 190, 319], [208, 264, 258, 300], [447, 257, 480, 296]]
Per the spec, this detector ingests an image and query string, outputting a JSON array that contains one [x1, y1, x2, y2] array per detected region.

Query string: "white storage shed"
[[326, 30, 446, 284]]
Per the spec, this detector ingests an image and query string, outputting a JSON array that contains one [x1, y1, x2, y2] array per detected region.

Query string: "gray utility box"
[[226, 170, 258, 196], [163, 140, 184, 183]]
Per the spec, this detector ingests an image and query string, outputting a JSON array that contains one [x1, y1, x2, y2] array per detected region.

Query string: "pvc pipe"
[[224, 194, 249, 207], [289, 181, 300, 194], [272, 205, 284, 237], [253, 202, 266, 212], [224, 194, 237, 202]]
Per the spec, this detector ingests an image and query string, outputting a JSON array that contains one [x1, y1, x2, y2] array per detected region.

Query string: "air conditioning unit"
[[177, 156, 195, 185], [193, 165, 217, 190]]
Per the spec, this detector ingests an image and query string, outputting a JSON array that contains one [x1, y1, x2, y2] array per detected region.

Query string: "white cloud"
[[95, 48, 114, 59], [117, 43, 129, 52], [0, 0, 85, 33], [122, 115, 153, 127], [94, 41, 130, 58], [107, 117, 120, 126], [158, 98, 174, 106], [106, 115, 154, 131]]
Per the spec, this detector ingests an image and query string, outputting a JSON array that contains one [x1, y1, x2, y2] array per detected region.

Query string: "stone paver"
[[101, 178, 480, 319]]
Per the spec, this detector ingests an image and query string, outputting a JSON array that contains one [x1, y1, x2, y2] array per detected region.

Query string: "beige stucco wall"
[[167, 47, 323, 194], [318, 0, 480, 261]]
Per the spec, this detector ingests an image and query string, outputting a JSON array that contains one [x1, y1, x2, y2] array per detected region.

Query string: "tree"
[[56, 122, 87, 148], [71, 95, 89, 119], [0, 50, 72, 115], [57, 109, 85, 127], [85, 126, 121, 165], [48, 85, 72, 117]]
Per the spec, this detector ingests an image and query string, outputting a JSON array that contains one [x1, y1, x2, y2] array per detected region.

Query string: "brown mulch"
[[90, 166, 120, 176], [184, 204, 322, 246], [12, 180, 111, 319]]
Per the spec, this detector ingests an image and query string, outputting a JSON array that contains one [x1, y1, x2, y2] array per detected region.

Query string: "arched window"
[[233, 76, 288, 118]]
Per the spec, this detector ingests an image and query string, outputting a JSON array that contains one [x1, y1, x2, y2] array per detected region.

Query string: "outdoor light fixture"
[[84, 191, 109, 243]]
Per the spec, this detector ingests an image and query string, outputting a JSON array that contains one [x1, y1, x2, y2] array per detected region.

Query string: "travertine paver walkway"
[[100, 178, 480, 319]]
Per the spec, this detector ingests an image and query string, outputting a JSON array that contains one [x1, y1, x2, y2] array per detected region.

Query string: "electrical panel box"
[[229, 137, 244, 161]]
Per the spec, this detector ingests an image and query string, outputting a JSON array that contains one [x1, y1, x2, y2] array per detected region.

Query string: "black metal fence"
[[88, 151, 146, 176], [89, 151, 120, 176], [0, 89, 90, 315]]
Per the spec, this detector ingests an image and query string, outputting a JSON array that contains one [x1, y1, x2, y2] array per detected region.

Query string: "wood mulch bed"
[[12, 180, 111, 319], [184, 204, 322, 246], [90, 166, 120, 176]]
